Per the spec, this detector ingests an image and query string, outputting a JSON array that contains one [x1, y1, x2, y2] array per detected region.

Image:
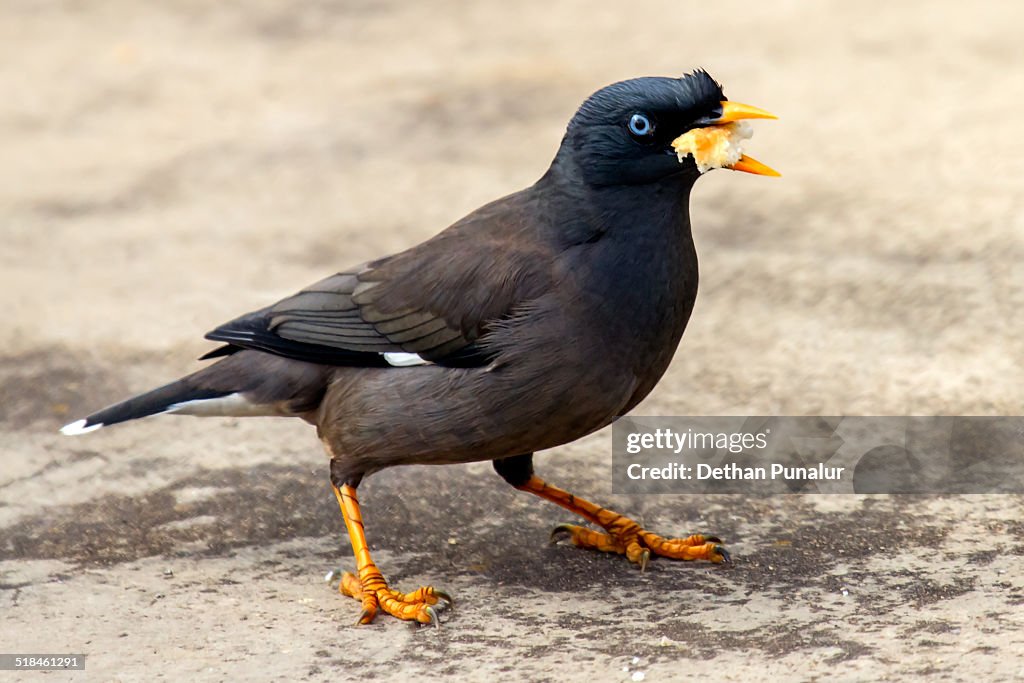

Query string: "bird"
[[61, 70, 777, 627]]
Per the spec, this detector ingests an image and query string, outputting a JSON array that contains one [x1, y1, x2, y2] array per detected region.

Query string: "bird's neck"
[[537, 154, 700, 409], [539, 154, 697, 247]]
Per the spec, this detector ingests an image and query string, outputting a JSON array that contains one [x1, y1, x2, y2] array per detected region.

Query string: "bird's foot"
[[329, 482, 453, 626], [550, 522, 730, 570], [330, 570, 453, 627], [514, 475, 730, 570]]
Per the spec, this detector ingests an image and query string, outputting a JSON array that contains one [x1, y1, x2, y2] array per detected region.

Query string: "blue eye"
[[628, 113, 654, 137]]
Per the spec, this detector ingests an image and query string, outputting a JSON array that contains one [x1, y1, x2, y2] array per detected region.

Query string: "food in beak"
[[671, 100, 780, 177], [671, 121, 754, 174]]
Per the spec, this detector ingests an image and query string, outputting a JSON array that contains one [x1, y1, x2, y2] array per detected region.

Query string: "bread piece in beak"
[[671, 101, 780, 176]]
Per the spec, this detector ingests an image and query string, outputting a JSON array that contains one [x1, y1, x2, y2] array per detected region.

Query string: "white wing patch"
[[382, 352, 431, 367]]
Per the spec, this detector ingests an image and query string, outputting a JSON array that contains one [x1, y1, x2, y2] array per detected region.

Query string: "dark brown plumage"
[[63, 71, 777, 625]]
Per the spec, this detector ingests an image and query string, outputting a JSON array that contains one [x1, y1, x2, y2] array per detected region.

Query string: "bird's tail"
[[60, 350, 331, 435]]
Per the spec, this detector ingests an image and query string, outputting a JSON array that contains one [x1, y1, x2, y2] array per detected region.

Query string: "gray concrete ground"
[[1, 1, 1022, 680]]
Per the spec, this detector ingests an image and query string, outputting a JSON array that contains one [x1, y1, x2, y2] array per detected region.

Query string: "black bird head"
[[558, 70, 778, 187]]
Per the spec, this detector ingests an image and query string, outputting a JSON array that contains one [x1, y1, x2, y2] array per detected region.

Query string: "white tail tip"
[[60, 419, 104, 436]]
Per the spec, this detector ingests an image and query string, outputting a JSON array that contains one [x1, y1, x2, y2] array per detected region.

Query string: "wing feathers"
[[203, 189, 554, 369], [372, 311, 439, 334], [401, 327, 465, 353]]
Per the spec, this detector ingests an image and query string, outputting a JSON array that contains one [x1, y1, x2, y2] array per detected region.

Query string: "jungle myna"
[[62, 70, 777, 626]]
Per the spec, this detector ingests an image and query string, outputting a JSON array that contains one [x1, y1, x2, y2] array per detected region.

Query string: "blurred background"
[[2, 1, 1022, 680]]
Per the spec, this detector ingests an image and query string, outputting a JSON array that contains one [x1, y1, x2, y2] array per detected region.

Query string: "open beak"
[[712, 101, 780, 177]]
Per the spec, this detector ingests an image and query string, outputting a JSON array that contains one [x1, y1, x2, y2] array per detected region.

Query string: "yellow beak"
[[714, 100, 780, 177], [713, 101, 778, 124], [730, 154, 781, 177]]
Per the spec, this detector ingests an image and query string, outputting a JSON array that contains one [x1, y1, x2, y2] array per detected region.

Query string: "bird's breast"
[[546, 216, 699, 415]]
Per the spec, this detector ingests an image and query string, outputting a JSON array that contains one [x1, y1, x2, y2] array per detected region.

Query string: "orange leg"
[[517, 475, 730, 569], [330, 484, 452, 626]]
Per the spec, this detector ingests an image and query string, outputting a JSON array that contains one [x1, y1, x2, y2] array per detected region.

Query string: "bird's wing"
[[204, 195, 554, 368]]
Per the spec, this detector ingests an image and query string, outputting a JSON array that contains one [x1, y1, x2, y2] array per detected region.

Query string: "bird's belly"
[[317, 348, 639, 474]]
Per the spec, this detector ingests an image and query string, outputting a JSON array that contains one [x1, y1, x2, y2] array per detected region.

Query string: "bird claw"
[[639, 548, 651, 572], [418, 588, 455, 628], [433, 589, 455, 611], [550, 523, 577, 545], [714, 545, 732, 565]]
